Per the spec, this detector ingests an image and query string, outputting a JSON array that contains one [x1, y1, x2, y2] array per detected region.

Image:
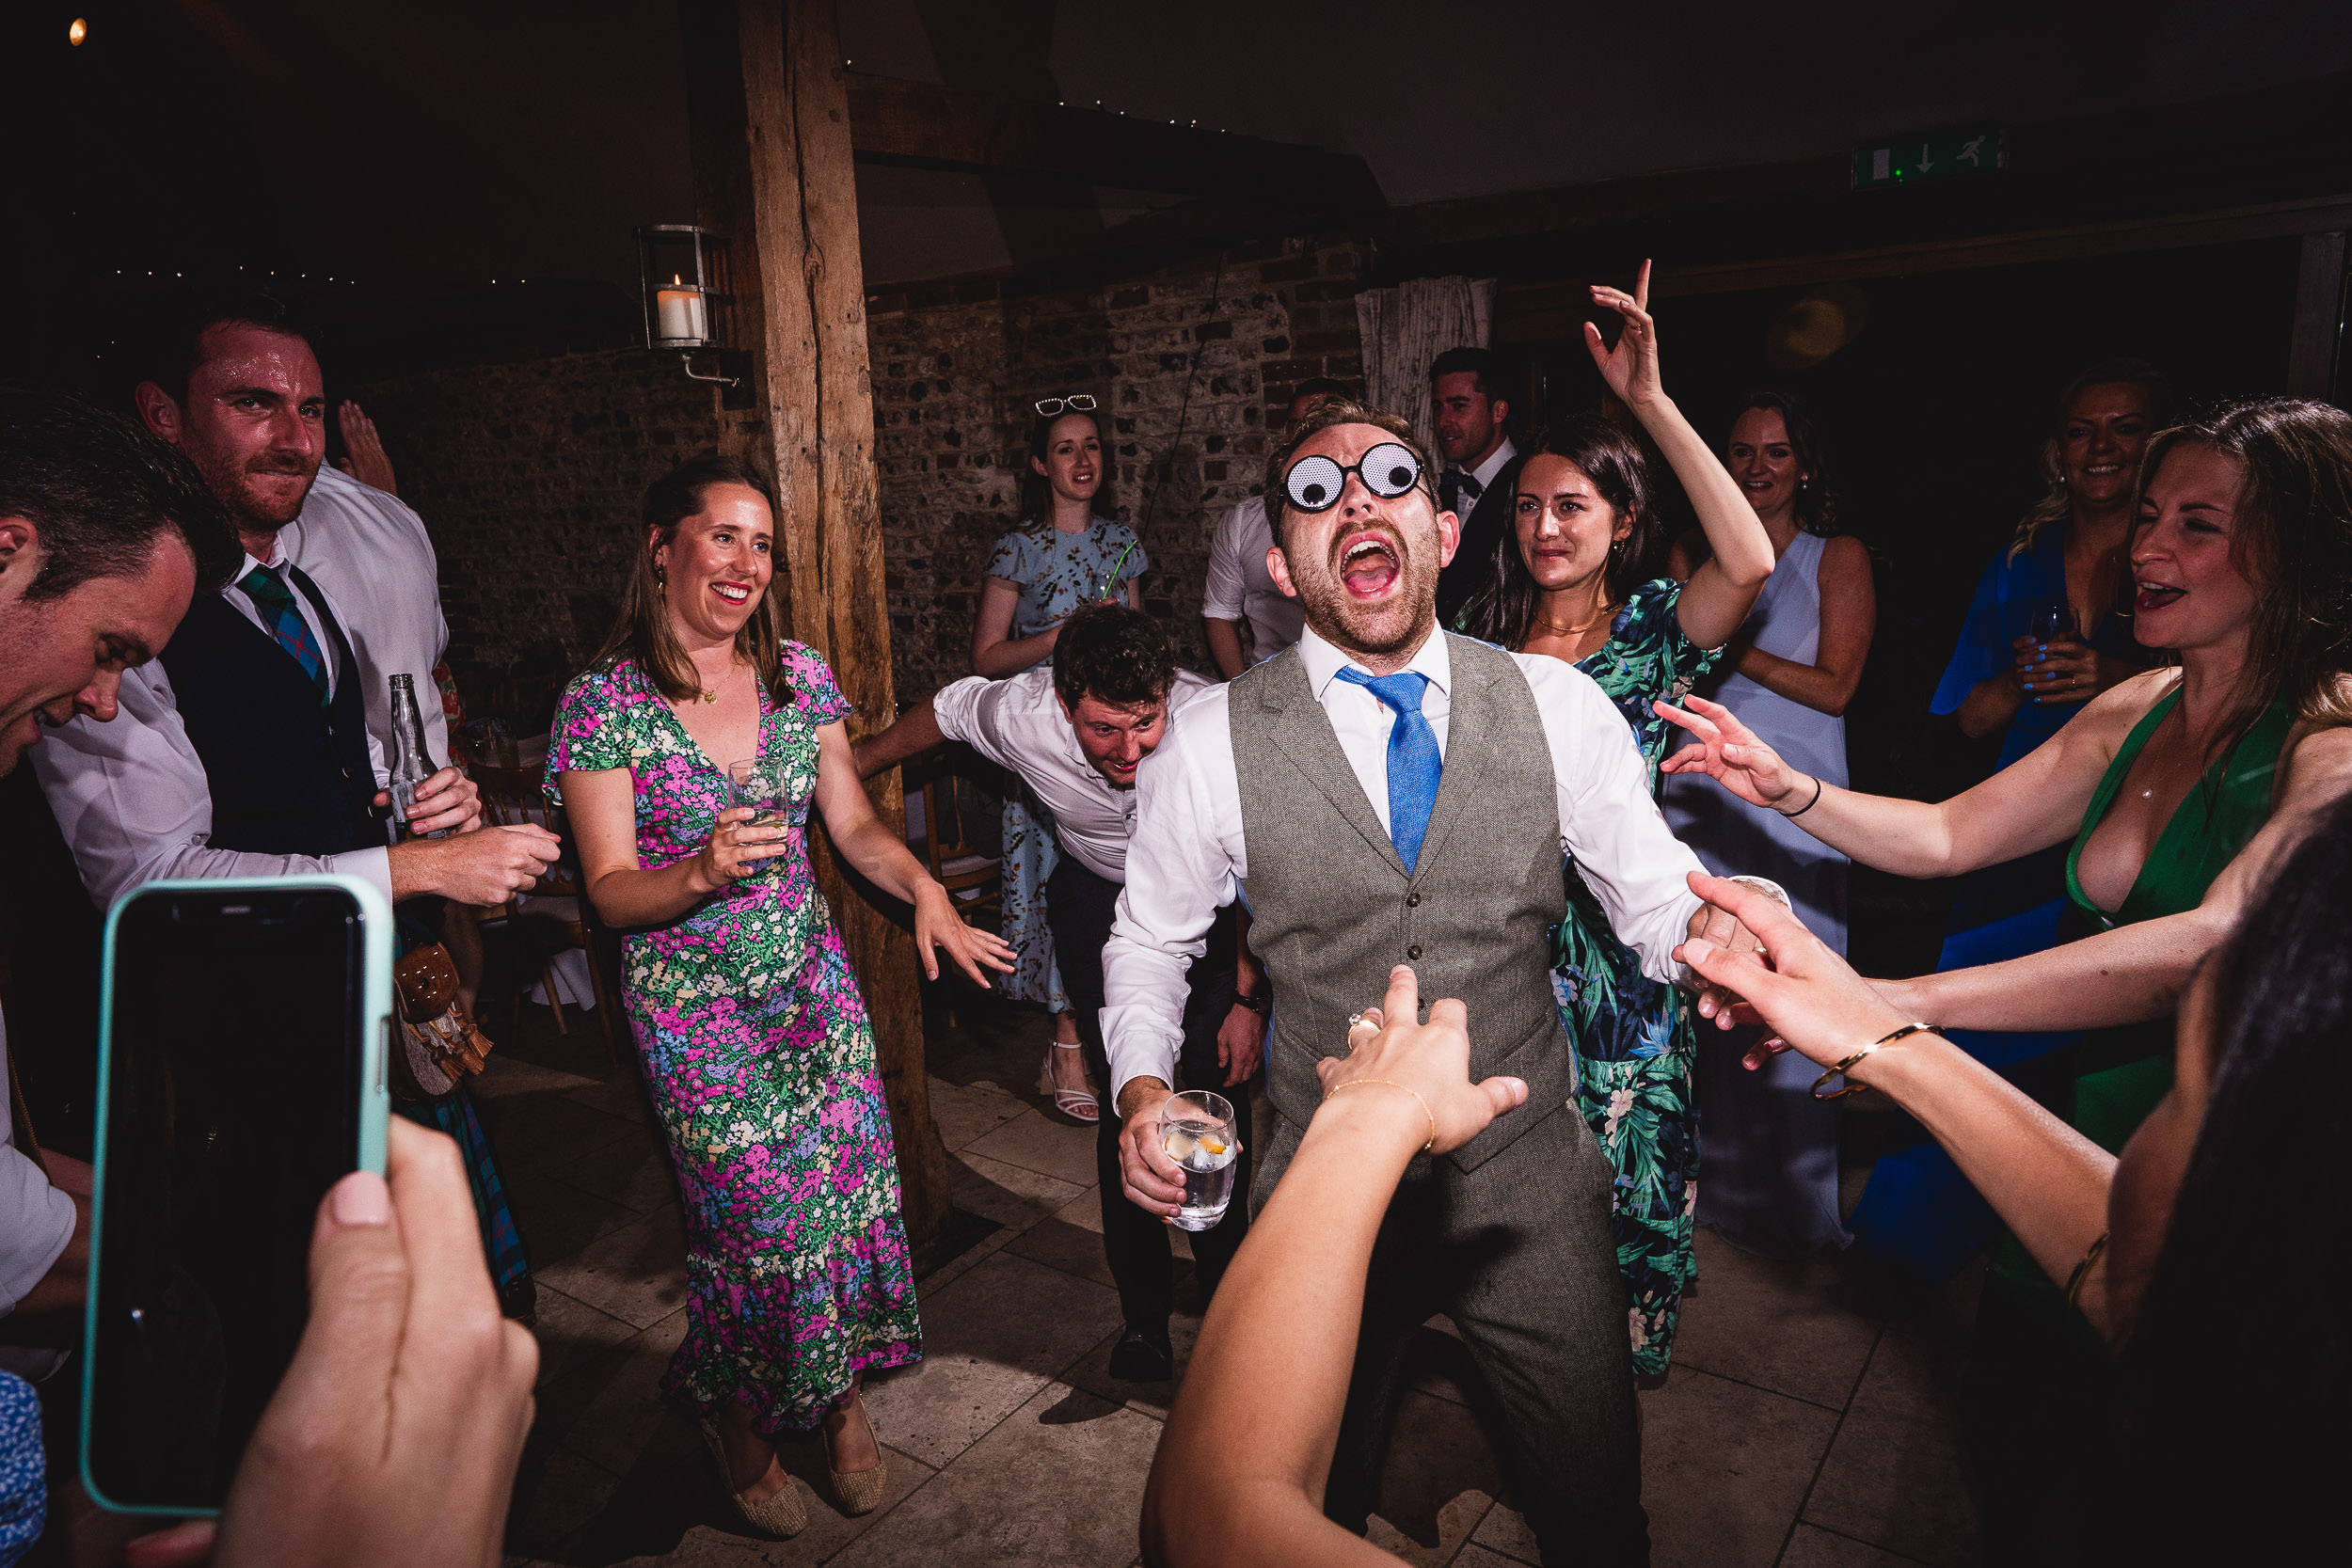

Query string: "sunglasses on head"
[[1035, 394, 1098, 417], [1281, 442, 1424, 513]]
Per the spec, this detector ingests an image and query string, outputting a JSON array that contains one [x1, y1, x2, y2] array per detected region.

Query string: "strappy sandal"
[[823, 1393, 890, 1516], [1037, 1042, 1100, 1123], [697, 1416, 809, 1538]]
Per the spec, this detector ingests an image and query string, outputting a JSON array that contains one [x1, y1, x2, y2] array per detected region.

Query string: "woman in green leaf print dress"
[[1458, 262, 1775, 1376]]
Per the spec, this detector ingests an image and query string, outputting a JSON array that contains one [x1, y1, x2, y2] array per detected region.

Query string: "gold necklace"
[[1533, 600, 1620, 638]]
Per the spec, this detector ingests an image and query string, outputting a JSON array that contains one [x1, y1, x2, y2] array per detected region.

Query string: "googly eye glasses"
[[1281, 442, 1424, 513], [1034, 394, 1098, 417]]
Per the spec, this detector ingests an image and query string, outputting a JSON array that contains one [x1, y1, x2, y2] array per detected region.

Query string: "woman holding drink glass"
[[548, 456, 1012, 1537], [1858, 362, 2166, 1282]]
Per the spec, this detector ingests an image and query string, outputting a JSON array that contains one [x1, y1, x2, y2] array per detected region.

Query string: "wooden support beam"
[[2286, 229, 2347, 401], [683, 0, 951, 1252], [843, 70, 1386, 219]]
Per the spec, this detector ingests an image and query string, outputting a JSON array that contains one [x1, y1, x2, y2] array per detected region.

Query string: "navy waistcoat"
[[159, 567, 388, 858]]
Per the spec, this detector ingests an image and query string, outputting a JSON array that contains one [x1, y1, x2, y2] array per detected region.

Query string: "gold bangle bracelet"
[[1324, 1077, 1438, 1154], [1809, 1022, 1938, 1101]]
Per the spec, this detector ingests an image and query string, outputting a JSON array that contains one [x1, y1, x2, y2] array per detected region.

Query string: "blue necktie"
[[1336, 667, 1441, 873], [238, 565, 332, 708]]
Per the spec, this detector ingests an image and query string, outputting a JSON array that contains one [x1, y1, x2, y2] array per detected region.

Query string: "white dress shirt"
[[281, 464, 452, 784], [1200, 496, 1304, 665], [0, 1008, 76, 1317], [1100, 623, 1709, 1102], [33, 546, 394, 912], [931, 667, 1216, 883]]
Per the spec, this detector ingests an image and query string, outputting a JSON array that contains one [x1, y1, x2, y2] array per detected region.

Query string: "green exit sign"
[[1853, 129, 2008, 189]]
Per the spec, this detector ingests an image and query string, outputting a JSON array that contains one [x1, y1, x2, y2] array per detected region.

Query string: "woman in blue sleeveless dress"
[[1455, 262, 1776, 1374], [1661, 388, 1876, 1259], [971, 398, 1147, 1122]]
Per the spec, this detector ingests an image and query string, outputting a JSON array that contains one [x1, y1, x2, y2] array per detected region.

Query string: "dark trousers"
[[1260, 1101, 1648, 1566], [1046, 856, 1252, 1334]]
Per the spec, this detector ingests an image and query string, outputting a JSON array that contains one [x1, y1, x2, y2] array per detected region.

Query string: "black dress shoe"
[[1108, 1327, 1174, 1382]]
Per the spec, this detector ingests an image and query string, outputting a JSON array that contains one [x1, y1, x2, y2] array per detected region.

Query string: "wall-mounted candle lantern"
[[635, 225, 743, 388]]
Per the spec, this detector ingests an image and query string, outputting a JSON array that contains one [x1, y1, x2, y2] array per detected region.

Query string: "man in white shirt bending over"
[[856, 605, 1256, 1383], [0, 390, 241, 1326], [1101, 398, 1775, 1564], [1200, 378, 1349, 678]]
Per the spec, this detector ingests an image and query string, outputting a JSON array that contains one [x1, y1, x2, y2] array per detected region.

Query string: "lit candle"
[[655, 276, 707, 343]]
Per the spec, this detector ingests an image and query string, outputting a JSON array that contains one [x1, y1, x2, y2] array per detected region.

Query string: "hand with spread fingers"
[[1319, 965, 1529, 1156], [911, 881, 1018, 987], [1656, 693, 1811, 812]]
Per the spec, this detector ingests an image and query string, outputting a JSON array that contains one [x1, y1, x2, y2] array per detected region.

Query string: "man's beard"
[[1283, 519, 1440, 663], [205, 452, 318, 531]]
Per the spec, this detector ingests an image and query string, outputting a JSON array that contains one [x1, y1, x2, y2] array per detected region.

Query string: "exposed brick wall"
[[353, 238, 1368, 707], [348, 344, 721, 690], [868, 238, 1365, 696]]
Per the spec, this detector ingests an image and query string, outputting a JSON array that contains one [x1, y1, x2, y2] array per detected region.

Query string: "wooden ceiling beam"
[[843, 70, 1385, 216]]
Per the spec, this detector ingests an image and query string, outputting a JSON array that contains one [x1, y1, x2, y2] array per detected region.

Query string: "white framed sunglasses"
[[1035, 393, 1098, 417], [1282, 442, 1425, 513]]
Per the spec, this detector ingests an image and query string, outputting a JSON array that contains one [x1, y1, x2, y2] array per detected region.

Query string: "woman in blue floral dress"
[[553, 457, 1012, 1536], [970, 398, 1147, 1122], [1458, 264, 1775, 1375]]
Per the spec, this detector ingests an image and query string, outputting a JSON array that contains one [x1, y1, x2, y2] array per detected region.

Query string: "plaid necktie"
[[237, 565, 332, 707]]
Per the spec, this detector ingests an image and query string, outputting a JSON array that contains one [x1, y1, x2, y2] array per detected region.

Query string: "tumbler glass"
[[1161, 1089, 1239, 1232]]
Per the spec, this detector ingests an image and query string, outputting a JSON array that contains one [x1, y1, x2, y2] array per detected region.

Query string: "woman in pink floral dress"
[[550, 456, 1012, 1537]]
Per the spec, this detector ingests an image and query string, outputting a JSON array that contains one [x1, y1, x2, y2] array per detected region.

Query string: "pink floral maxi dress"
[[546, 646, 922, 1433]]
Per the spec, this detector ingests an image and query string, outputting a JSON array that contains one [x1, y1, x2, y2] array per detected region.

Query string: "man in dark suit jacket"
[[1429, 346, 1522, 628]]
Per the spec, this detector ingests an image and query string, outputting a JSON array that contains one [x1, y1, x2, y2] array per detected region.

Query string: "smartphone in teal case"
[[80, 874, 394, 1516]]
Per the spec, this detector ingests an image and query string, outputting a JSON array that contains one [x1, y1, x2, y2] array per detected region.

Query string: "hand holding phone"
[[125, 1120, 538, 1568]]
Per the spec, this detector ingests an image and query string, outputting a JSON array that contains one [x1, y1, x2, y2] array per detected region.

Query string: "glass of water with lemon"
[[1160, 1089, 1240, 1230]]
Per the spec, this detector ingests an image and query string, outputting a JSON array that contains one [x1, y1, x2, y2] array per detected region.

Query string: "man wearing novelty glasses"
[[1101, 400, 1780, 1564]]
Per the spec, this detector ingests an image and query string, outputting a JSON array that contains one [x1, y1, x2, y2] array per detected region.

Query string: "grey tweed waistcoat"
[[1231, 633, 1576, 1176]]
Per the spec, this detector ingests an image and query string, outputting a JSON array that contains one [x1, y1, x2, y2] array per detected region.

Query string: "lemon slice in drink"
[[1164, 1127, 1200, 1163], [1199, 1136, 1228, 1157]]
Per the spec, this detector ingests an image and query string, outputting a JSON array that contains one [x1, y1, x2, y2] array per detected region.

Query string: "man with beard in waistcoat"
[[36, 299, 560, 1317], [1101, 399, 1778, 1564]]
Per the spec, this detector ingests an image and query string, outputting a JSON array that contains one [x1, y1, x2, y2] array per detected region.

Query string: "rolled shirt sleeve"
[[1201, 506, 1249, 623], [32, 664, 393, 913], [929, 674, 1023, 772]]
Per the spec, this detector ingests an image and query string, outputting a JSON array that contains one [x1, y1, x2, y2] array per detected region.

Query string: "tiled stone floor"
[[487, 998, 1982, 1568]]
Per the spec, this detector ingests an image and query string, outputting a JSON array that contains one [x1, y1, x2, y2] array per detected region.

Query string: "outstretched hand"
[[1677, 872, 1915, 1071], [337, 400, 398, 496], [913, 882, 1017, 987], [1583, 259, 1662, 409], [1317, 966, 1527, 1156], [1656, 694, 1808, 812]]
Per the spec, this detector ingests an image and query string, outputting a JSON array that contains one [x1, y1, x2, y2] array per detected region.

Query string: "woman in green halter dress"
[[1659, 397, 2352, 1556]]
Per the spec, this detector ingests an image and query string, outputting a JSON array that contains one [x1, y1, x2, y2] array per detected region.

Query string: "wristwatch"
[[1233, 990, 1272, 1016]]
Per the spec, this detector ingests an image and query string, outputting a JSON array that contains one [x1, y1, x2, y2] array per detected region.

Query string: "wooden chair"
[[469, 763, 625, 1060], [916, 770, 1003, 920]]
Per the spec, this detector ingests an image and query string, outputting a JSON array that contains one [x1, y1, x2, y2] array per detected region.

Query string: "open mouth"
[[1337, 531, 1402, 599], [2135, 578, 2185, 613], [712, 581, 753, 606]]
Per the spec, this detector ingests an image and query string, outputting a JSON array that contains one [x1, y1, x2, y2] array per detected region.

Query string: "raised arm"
[[1143, 967, 1527, 1568], [1655, 674, 2150, 878], [1734, 534, 1874, 716], [1884, 721, 2352, 1032], [1584, 262, 1773, 650]]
